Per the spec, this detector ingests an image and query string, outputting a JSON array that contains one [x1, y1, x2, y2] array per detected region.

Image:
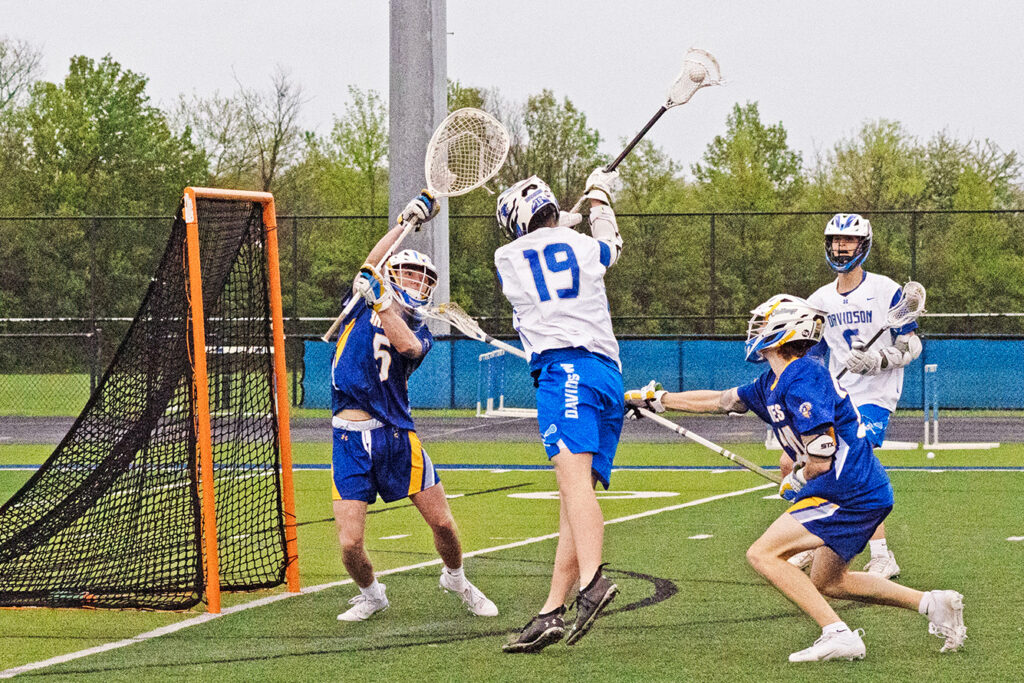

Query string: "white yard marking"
[[688, 534, 714, 540], [1007, 536, 1024, 542], [508, 490, 679, 501], [444, 494, 464, 499], [0, 482, 772, 679], [762, 493, 784, 500], [489, 469, 511, 473], [379, 534, 410, 540]]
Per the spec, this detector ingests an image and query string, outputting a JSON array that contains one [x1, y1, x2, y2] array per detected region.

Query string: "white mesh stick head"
[[886, 281, 927, 327], [424, 301, 487, 340], [666, 48, 723, 107], [424, 108, 510, 197]]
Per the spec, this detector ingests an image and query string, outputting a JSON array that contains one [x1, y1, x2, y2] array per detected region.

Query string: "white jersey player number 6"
[[523, 243, 580, 301]]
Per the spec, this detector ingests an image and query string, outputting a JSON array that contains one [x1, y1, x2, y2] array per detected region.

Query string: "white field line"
[[0, 482, 773, 679]]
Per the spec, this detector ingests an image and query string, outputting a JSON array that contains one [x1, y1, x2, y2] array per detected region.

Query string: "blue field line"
[[1, 464, 1023, 472]]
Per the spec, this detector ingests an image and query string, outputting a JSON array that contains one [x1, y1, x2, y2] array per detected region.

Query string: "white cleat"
[[788, 549, 815, 570], [863, 550, 901, 579], [337, 585, 389, 621], [789, 628, 866, 662], [440, 570, 498, 617], [925, 590, 966, 652]]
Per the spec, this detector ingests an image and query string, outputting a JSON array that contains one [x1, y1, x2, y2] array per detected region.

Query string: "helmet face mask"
[[385, 250, 438, 310], [744, 294, 825, 363], [495, 175, 559, 240], [824, 213, 872, 273]]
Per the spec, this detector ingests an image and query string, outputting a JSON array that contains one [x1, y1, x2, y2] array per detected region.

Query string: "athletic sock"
[[360, 579, 384, 600], [869, 538, 889, 558], [822, 621, 850, 636], [918, 591, 932, 615], [443, 565, 466, 589]]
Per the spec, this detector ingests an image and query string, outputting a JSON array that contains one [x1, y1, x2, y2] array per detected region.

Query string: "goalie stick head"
[[824, 213, 873, 273], [495, 175, 560, 240], [385, 249, 438, 310], [745, 294, 826, 363]]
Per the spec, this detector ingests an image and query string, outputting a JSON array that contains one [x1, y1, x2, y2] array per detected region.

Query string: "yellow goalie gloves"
[[624, 380, 667, 418], [397, 190, 440, 231], [353, 262, 393, 313]]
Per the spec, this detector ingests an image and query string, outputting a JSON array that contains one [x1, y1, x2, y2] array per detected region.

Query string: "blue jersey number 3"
[[523, 243, 579, 302]]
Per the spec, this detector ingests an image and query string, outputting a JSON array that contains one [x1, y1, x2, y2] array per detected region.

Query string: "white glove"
[[352, 262, 393, 312], [624, 380, 667, 419], [583, 167, 620, 205], [779, 465, 808, 502], [879, 333, 922, 369], [397, 190, 439, 231], [846, 342, 882, 375], [558, 211, 583, 228]]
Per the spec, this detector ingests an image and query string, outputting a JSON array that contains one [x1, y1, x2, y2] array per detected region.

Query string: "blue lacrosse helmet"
[[385, 249, 438, 309], [824, 213, 872, 272], [495, 175, 559, 240], [744, 294, 825, 363]]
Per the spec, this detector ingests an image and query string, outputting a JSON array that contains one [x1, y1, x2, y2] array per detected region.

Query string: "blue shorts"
[[787, 497, 891, 562], [534, 352, 624, 489], [857, 403, 891, 449], [331, 417, 440, 504]]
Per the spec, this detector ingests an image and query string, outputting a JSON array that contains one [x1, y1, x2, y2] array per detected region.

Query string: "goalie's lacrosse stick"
[[634, 407, 781, 484], [322, 108, 510, 341], [567, 48, 722, 215], [836, 281, 926, 380], [420, 301, 528, 360]]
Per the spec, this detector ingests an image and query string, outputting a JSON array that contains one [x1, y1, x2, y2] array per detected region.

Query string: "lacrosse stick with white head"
[[837, 281, 927, 379], [567, 48, 723, 214], [419, 301, 528, 360], [322, 108, 510, 341]]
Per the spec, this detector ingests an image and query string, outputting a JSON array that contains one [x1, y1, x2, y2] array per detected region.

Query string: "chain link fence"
[[2, 209, 1022, 415]]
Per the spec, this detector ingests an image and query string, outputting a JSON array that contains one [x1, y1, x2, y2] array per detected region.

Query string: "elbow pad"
[[805, 431, 836, 458], [880, 333, 922, 370], [588, 204, 622, 266]]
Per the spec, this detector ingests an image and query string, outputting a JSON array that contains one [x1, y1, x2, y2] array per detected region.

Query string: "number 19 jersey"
[[494, 226, 619, 369]]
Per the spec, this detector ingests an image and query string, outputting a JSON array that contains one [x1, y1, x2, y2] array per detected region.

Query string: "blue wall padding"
[[301, 338, 1015, 410]]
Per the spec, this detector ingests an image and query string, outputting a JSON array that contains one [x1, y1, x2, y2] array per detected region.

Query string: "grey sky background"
[[5, 0, 1024, 176]]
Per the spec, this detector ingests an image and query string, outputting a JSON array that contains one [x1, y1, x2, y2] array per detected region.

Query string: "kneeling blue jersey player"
[[624, 295, 965, 662], [495, 169, 624, 653], [331, 191, 496, 622]]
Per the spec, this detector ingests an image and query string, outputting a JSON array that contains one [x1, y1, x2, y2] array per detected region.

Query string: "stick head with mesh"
[[423, 301, 486, 340], [424, 108, 510, 197], [666, 48, 723, 107], [886, 281, 927, 327]]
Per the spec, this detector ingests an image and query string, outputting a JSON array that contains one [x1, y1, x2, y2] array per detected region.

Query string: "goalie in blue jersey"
[[330, 192, 496, 622], [625, 295, 965, 662]]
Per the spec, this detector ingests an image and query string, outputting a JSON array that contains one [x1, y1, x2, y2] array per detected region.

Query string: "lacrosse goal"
[[0, 188, 299, 613], [476, 349, 537, 418]]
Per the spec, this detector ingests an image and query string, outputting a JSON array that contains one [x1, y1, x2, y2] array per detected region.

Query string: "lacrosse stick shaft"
[[477, 335, 528, 360], [637, 407, 782, 484], [321, 219, 419, 342]]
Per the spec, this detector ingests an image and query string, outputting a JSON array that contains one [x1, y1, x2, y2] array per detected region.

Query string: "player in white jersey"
[[794, 213, 922, 579], [496, 170, 624, 653]]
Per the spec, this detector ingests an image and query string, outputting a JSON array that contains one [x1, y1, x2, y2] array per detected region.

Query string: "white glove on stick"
[[397, 190, 440, 231], [583, 167, 620, 205], [846, 342, 882, 375]]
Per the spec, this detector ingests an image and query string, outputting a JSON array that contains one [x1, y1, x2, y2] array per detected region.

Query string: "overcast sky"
[[5, 0, 1024, 175]]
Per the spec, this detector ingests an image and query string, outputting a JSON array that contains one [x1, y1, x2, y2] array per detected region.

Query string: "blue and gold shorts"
[[787, 496, 891, 563], [331, 416, 440, 504]]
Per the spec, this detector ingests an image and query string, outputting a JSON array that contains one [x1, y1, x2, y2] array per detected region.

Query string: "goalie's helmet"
[[496, 175, 559, 240], [385, 249, 438, 310], [744, 294, 825, 363], [824, 213, 872, 273]]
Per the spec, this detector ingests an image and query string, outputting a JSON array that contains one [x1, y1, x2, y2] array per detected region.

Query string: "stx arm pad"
[[880, 332, 922, 370], [803, 429, 837, 459], [588, 203, 622, 266]]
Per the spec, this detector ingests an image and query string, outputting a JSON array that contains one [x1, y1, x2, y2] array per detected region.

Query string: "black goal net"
[[0, 196, 292, 610]]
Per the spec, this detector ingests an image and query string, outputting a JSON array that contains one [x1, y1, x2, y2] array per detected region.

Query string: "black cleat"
[[502, 607, 566, 653], [565, 568, 618, 646]]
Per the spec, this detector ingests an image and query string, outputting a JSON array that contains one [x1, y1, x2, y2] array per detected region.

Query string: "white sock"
[[869, 538, 889, 558], [444, 565, 466, 588], [360, 579, 384, 599], [822, 621, 850, 636], [918, 591, 932, 615]]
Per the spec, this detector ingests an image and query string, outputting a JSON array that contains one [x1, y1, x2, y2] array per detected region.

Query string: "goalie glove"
[[845, 342, 882, 375], [397, 190, 439, 231], [779, 465, 808, 502], [624, 380, 667, 419], [583, 167, 620, 205], [353, 263, 393, 312]]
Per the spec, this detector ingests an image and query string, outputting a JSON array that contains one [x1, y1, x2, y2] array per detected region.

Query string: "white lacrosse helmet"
[[744, 294, 825, 363], [385, 249, 438, 310], [495, 175, 559, 240], [824, 213, 872, 273]]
